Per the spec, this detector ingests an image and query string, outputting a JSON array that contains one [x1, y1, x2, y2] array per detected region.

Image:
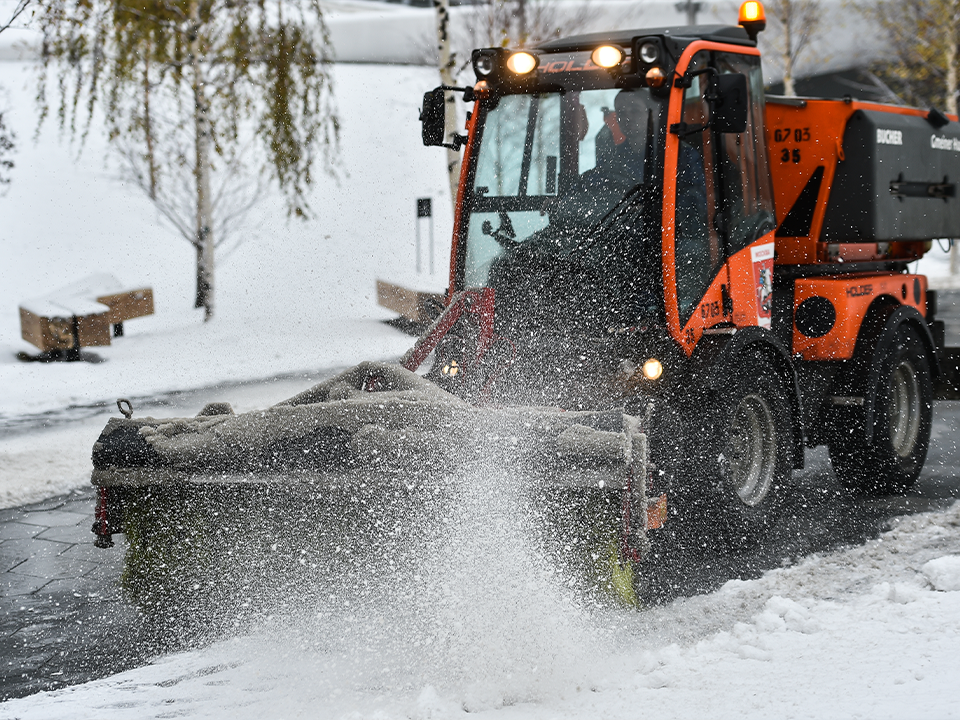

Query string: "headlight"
[[642, 358, 663, 381], [591, 45, 623, 69], [506, 51, 538, 75]]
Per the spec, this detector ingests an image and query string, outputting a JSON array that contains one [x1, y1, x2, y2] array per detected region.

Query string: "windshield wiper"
[[482, 210, 517, 248]]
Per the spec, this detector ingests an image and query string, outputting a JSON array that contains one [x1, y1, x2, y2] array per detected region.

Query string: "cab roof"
[[536, 24, 754, 53]]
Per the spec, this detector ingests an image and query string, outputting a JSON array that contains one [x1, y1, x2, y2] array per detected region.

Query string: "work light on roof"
[[591, 45, 624, 69], [739, 0, 764, 21], [637, 41, 659, 65], [474, 54, 495, 76], [506, 51, 538, 75]]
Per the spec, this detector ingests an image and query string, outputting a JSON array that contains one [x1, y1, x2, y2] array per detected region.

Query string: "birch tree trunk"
[[190, 1, 215, 320], [783, 27, 796, 96], [948, 2, 959, 275], [434, 0, 461, 213], [782, 1, 796, 96], [144, 58, 157, 201]]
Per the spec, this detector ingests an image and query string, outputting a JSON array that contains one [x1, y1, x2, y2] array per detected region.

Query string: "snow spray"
[[237, 450, 619, 713]]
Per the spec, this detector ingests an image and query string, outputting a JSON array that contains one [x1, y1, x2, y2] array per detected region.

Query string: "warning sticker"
[[750, 242, 775, 329]]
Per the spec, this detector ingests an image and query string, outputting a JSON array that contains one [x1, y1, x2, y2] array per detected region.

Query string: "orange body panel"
[[765, 99, 955, 265], [792, 273, 927, 361]]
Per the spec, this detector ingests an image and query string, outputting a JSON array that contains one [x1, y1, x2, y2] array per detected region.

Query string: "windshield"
[[462, 87, 666, 328]]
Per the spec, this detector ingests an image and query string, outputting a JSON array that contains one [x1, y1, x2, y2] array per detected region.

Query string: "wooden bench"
[[19, 274, 154, 360], [376, 279, 444, 323]]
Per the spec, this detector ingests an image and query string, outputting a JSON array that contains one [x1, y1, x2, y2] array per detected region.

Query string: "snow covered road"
[[0, 396, 958, 715], [1, 491, 958, 719]]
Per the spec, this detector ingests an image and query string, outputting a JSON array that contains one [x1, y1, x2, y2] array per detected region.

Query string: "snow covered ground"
[[2, 54, 960, 719], [1, 498, 959, 719]]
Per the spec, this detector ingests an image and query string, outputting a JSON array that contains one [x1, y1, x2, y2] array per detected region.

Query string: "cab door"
[[666, 48, 776, 351]]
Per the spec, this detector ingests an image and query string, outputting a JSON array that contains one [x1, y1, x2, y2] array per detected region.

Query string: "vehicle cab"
[[421, 10, 778, 408]]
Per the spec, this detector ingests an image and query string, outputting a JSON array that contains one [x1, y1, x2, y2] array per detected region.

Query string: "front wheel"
[[682, 354, 794, 546], [828, 324, 933, 495]]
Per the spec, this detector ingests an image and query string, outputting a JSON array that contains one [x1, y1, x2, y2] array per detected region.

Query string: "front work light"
[[738, 1, 766, 41], [506, 51, 538, 74], [642, 358, 663, 381], [645, 67, 667, 88], [591, 45, 624, 69]]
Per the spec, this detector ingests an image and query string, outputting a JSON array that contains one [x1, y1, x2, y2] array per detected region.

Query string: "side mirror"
[[711, 73, 748, 134], [421, 88, 446, 147]]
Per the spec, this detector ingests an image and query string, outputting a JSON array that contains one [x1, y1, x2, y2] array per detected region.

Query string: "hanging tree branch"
[[0, 0, 32, 34]]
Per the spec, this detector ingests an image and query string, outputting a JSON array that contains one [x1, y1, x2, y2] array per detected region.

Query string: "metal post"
[[675, 0, 703, 25], [417, 198, 433, 275]]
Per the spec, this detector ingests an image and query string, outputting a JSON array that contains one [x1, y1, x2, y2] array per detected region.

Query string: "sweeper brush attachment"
[[92, 361, 645, 491], [91, 358, 651, 613]]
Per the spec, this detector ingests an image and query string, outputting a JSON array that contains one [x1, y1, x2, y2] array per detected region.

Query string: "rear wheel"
[[828, 324, 932, 495]]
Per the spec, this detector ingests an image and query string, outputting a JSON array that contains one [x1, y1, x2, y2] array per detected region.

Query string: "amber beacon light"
[[738, 1, 766, 41]]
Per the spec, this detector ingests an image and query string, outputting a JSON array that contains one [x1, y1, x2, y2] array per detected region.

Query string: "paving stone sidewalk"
[[0, 489, 152, 700]]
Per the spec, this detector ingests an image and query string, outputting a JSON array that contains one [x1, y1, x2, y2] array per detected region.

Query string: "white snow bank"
[[922, 555, 960, 592], [3, 500, 959, 720], [0, 421, 99, 508]]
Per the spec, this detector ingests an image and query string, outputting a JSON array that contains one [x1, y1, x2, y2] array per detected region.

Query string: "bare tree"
[[0, 0, 31, 33], [458, 0, 594, 52], [761, 0, 822, 96], [0, 110, 12, 190], [114, 121, 267, 273], [35, 0, 338, 320], [863, 0, 960, 115]]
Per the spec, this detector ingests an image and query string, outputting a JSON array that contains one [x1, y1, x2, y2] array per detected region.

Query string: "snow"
[[922, 555, 960, 591], [1, 499, 959, 719], [2, 30, 960, 720], [18, 273, 125, 318]]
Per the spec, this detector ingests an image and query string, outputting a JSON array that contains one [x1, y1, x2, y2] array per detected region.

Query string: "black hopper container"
[[823, 109, 960, 242]]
